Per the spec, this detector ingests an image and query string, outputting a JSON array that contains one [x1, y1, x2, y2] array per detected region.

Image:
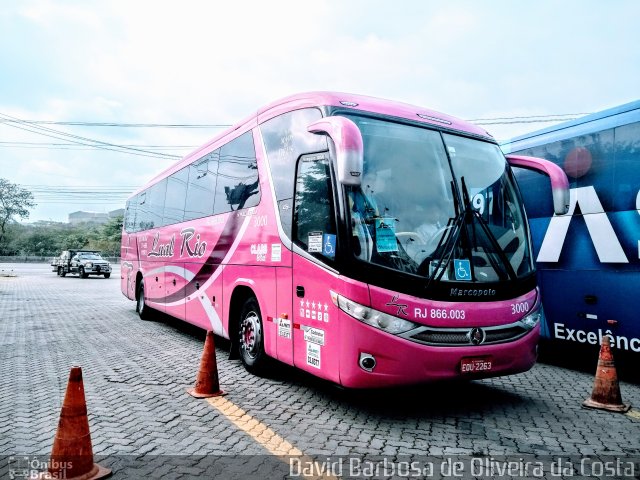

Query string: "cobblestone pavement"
[[1, 264, 639, 478]]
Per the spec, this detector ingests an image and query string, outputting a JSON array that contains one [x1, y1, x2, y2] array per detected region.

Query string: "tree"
[[0, 178, 36, 249], [86, 215, 123, 256]]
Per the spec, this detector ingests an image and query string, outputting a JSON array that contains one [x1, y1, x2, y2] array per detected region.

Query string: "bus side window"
[[512, 147, 554, 219], [163, 167, 188, 225], [146, 179, 167, 229], [124, 198, 137, 232], [260, 108, 328, 239], [135, 192, 149, 231], [184, 150, 218, 222], [293, 156, 337, 262], [613, 121, 640, 212], [215, 131, 260, 213]]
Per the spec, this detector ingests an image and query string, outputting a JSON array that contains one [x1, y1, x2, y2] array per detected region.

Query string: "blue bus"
[[501, 100, 640, 369]]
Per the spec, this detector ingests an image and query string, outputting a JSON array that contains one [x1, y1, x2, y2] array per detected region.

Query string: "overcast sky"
[[1, 0, 638, 222]]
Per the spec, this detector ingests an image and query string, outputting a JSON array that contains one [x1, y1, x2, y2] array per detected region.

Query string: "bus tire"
[[136, 280, 152, 320], [238, 296, 269, 375]]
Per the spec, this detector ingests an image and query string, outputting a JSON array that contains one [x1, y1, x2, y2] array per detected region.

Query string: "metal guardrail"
[[0, 256, 121, 263]]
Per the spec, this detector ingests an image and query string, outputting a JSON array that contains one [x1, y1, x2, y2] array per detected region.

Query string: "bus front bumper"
[[339, 318, 539, 388]]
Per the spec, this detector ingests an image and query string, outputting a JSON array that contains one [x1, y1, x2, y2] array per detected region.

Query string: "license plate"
[[460, 357, 493, 374]]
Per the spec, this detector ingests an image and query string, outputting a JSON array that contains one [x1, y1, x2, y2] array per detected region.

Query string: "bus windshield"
[[344, 116, 534, 283]]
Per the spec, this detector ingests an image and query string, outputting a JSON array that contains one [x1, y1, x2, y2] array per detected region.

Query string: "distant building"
[[68, 209, 124, 225], [68, 211, 110, 225]]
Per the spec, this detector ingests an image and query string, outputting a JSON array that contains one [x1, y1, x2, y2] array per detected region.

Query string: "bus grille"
[[405, 323, 529, 346]]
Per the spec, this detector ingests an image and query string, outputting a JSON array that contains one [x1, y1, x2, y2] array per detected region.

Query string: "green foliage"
[[0, 178, 36, 248], [2, 216, 123, 257]]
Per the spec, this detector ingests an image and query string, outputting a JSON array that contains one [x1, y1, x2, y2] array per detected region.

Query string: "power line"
[[0, 141, 196, 152], [0, 112, 181, 159], [1, 120, 232, 128], [18, 184, 138, 206]]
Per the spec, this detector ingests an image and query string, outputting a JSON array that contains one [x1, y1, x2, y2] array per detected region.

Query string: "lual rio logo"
[[148, 228, 208, 258], [538, 186, 638, 264], [180, 228, 207, 258], [148, 232, 175, 258]]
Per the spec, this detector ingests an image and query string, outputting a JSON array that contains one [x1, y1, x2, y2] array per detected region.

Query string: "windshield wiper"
[[460, 177, 517, 281], [424, 178, 517, 287], [424, 181, 465, 287]]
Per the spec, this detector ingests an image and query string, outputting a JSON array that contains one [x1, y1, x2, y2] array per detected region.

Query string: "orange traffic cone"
[[187, 331, 225, 398], [582, 337, 631, 413], [38, 366, 111, 479]]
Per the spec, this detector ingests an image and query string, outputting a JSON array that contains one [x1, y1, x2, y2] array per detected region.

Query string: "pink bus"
[[121, 92, 569, 388]]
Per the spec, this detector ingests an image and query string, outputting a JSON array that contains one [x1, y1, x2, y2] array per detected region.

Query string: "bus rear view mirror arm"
[[308, 116, 363, 186], [506, 154, 570, 215]]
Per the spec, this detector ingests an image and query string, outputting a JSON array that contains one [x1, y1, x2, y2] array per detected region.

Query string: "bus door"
[[291, 154, 340, 382], [120, 232, 137, 300], [275, 249, 294, 365]]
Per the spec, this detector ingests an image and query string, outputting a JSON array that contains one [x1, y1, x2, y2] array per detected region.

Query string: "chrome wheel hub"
[[240, 311, 261, 359]]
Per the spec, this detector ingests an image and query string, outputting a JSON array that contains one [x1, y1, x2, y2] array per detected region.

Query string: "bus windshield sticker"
[[308, 231, 323, 253], [375, 218, 398, 253], [454, 259, 472, 281], [322, 234, 336, 259]]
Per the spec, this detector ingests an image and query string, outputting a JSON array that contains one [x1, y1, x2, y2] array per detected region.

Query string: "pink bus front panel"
[[338, 314, 539, 388]]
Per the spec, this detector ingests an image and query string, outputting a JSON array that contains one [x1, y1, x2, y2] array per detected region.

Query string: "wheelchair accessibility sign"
[[323, 234, 336, 259], [454, 259, 471, 281]]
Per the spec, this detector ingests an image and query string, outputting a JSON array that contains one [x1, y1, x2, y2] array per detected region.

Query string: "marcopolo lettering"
[[450, 288, 496, 297]]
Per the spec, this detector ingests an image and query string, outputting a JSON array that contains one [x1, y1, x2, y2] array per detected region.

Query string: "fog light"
[[359, 353, 376, 372]]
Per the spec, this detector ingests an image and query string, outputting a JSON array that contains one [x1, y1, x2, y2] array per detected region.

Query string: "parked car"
[[52, 250, 112, 278]]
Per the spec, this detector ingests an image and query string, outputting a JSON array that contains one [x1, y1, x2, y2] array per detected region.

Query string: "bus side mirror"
[[308, 116, 363, 186], [506, 154, 570, 215]]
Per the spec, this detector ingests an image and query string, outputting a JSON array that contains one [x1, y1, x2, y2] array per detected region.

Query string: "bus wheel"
[[238, 297, 269, 374], [136, 280, 152, 320]]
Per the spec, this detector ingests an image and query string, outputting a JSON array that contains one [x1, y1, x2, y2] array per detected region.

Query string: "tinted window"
[[134, 192, 149, 232], [293, 155, 337, 263], [613, 121, 640, 212], [124, 199, 136, 232], [260, 108, 327, 238], [514, 128, 615, 216], [214, 131, 260, 214], [163, 167, 189, 225], [139, 179, 167, 230], [261, 108, 327, 201], [184, 150, 218, 221]]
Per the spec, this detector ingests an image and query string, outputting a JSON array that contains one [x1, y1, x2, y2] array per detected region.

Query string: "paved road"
[[1, 264, 639, 479]]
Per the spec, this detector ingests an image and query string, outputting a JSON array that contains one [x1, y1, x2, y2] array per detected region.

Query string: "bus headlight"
[[521, 307, 542, 330], [331, 291, 418, 334]]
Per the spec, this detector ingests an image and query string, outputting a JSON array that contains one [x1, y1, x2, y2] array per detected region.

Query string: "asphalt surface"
[[1, 263, 639, 479]]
